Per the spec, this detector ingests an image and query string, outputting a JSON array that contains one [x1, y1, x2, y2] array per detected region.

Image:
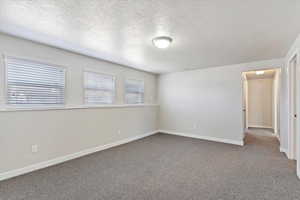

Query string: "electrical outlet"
[[117, 130, 121, 135], [31, 144, 38, 153]]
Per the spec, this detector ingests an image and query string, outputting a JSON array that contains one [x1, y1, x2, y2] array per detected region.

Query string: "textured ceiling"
[[0, 0, 299, 74]]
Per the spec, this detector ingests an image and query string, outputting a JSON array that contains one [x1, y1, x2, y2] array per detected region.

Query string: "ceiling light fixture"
[[152, 36, 173, 49], [256, 71, 265, 75]]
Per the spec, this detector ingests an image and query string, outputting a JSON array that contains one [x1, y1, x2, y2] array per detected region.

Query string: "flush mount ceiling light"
[[256, 71, 265, 75], [152, 36, 173, 49]]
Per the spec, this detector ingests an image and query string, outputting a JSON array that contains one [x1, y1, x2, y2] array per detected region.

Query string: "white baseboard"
[[279, 147, 296, 160], [280, 147, 289, 157], [248, 125, 273, 129], [159, 130, 244, 146], [0, 130, 159, 181]]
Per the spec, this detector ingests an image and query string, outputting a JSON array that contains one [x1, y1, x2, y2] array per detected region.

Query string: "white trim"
[[0, 130, 159, 181], [281, 147, 292, 159], [0, 104, 159, 112], [280, 146, 294, 159], [159, 130, 244, 146], [276, 134, 280, 142], [242, 74, 249, 130], [280, 147, 288, 156], [248, 125, 273, 129], [287, 48, 300, 160]]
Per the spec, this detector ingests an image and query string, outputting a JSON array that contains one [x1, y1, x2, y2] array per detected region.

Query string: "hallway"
[[245, 128, 282, 156]]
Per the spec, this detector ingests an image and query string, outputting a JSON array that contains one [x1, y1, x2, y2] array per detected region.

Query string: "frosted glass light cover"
[[152, 36, 172, 49]]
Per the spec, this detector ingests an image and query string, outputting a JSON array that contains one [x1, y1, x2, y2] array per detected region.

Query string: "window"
[[6, 57, 65, 106], [84, 71, 115, 104], [125, 79, 144, 104]]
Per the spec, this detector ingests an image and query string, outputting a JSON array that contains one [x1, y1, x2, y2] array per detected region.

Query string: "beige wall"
[[0, 33, 158, 175], [247, 78, 274, 128]]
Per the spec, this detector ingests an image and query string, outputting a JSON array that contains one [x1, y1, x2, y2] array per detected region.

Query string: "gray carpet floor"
[[0, 129, 300, 200]]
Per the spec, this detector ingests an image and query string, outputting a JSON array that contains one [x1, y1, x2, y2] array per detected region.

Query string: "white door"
[[242, 75, 248, 134], [288, 51, 300, 179], [289, 57, 298, 160], [293, 58, 298, 160], [294, 54, 300, 178]]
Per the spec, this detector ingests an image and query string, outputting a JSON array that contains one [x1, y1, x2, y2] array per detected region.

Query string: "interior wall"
[[0, 33, 158, 175], [158, 59, 283, 144], [247, 77, 274, 129]]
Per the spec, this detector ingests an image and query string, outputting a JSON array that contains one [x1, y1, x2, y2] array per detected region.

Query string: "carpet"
[[0, 129, 299, 200]]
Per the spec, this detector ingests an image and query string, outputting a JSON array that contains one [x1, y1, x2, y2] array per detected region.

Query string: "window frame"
[[124, 78, 145, 104], [4, 55, 67, 108], [83, 69, 116, 105]]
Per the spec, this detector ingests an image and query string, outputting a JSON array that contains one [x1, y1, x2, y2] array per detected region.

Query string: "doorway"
[[242, 69, 281, 138]]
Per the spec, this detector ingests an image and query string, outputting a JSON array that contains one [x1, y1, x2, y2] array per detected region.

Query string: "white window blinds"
[[125, 79, 144, 104], [6, 57, 65, 106], [84, 71, 115, 104]]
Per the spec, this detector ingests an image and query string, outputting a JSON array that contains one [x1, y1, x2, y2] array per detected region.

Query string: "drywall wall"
[[247, 78, 273, 128], [0, 106, 158, 175], [0, 33, 158, 176], [159, 59, 283, 144]]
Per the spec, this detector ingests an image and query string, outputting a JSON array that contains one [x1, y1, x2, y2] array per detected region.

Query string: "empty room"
[[0, 1, 300, 199]]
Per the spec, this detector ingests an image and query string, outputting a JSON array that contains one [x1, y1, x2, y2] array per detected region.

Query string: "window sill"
[[0, 104, 159, 112]]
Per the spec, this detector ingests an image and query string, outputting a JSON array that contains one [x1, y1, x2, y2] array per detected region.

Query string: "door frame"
[[287, 49, 300, 160], [242, 73, 249, 132], [241, 68, 280, 135], [287, 49, 300, 179]]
